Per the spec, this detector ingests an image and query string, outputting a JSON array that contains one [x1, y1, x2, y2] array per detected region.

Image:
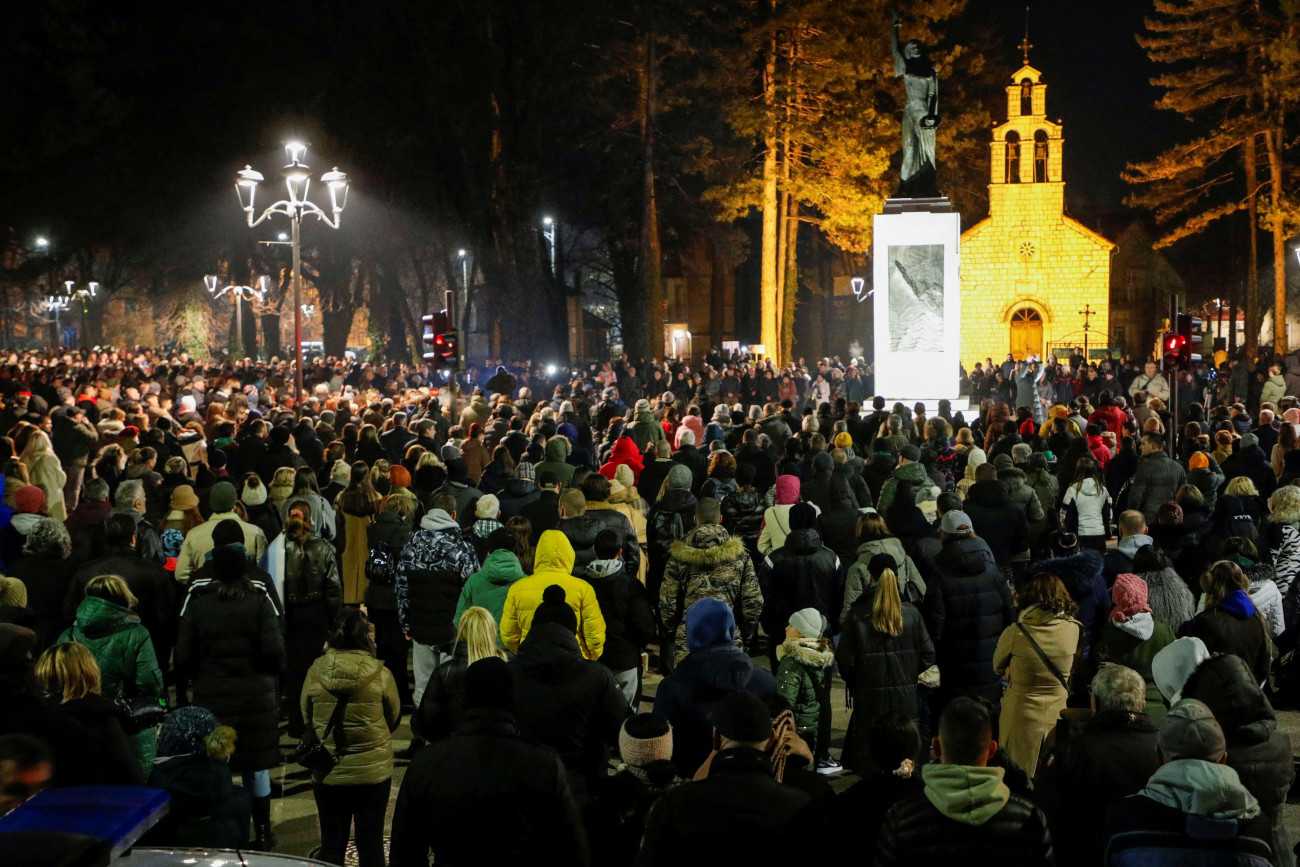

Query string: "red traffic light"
[[1164, 334, 1186, 353]]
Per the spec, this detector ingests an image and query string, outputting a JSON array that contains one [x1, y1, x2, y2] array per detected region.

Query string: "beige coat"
[[26, 452, 67, 522], [175, 511, 269, 584], [993, 605, 1082, 775], [301, 648, 401, 786]]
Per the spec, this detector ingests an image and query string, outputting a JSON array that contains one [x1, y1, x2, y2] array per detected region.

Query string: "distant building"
[[959, 61, 1115, 369], [1107, 222, 1186, 359]]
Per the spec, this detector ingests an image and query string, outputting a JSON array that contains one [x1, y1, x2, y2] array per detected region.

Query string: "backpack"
[[365, 541, 399, 587]]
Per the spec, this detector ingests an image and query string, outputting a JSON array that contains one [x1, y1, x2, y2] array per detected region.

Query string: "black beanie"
[[486, 527, 518, 554], [462, 657, 514, 712], [789, 502, 818, 531], [213, 518, 244, 547], [532, 584, 577, 632]]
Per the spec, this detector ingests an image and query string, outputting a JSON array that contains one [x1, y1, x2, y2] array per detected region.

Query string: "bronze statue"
[[890, 12, 940, 198]]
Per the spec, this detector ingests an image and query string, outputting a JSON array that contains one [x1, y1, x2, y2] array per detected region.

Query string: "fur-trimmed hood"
[[669, 524, 745, 565], [777, 636, 834, 669]]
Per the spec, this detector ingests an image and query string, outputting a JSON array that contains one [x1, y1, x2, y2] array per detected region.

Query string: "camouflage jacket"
[[659, 523, 762, 662]]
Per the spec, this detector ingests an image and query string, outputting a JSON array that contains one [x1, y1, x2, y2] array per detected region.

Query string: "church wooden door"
[[1009, 308, 1043, 360]]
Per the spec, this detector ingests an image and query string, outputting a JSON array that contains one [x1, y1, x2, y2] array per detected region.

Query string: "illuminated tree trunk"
[[1244, 133, 1260, 355], [1265, 125, 1288, 352], [759, 16, 780, 361], [638, 27, 664, 361]]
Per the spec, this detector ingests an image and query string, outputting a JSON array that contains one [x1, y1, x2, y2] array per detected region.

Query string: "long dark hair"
[[328, 608, 376, 656], [339, 461, 381, 516]]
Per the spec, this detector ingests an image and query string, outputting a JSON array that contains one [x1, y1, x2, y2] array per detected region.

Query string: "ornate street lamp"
[[205, 275, 269, 360]]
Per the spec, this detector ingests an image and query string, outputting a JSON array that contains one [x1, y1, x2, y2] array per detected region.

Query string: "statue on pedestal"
[[890, 12, 941, 198]]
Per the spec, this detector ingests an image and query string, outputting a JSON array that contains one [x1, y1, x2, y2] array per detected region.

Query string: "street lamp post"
[[205, 275, 269, 360], [64, 281, 99, 346], [301, 304, 316, 357], [456, 249, 470, 370], [43, 295, 69, 347], [234, 142, 349, 405]]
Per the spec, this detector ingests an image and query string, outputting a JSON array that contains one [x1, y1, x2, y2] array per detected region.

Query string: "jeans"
[[313, 779, 391, 867], [242, 769, 270, 798], [614, 668, 639, 710], [411, 641, 441, 708]]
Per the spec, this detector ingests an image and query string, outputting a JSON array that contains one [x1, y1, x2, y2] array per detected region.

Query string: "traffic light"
[[1161, 314, 1200, 369], [1162, 332, 1187, 369], [421, 312, 459, 369]]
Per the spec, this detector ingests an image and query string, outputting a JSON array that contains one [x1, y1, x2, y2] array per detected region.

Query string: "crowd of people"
[[0, 343, 1296, 866]]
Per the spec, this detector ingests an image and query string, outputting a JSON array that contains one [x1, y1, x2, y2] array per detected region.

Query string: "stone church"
[[959, 61, 1114, 370]]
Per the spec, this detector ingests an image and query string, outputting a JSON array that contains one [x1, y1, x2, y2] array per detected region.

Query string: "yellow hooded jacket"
[[500, 530, 607, 660]]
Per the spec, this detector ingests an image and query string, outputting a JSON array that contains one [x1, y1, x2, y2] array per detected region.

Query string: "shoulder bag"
[[295, 668, 381, 772], [1014, 622, 1070, 690]]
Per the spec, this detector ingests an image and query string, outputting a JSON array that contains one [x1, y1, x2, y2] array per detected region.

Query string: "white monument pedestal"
[[872, 198, 963, 409]]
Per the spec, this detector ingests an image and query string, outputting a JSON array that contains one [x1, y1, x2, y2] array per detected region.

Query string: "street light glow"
[[458, 249, 467, 257], [542, 216, 553, 225], [35, 237, 48, 249]]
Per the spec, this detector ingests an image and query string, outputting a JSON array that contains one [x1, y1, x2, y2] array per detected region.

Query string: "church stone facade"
[[959, 63, 1114, 370]]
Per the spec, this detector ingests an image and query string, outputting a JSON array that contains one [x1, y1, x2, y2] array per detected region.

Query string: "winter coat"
[[962, 480, 1030, 566], [661, 524, 763, 662], [1128, 451, 1188, 526], [599, 436, 645, 484], [1187, 457, 1226, 513], [175, 582, 285, 772], [1035, 709, 1160, 867], [1139, 566, 1198, 632], [26, 451, 68, 522], [585, 560, 655, 673], [363, 511, 413, 614], [842, 537, 925, 623], [537, 437, 577, 488], [144, 753, 251, 849], [1221, 443, 1277, 500], [1181, 653, 1295, 866], [500, 530, 606, 660], [837, 588, 934, 769], [759, 527, 844, 636], [877, 461, 929, 516], [924, 536, 1016, 703], [1179, 593, 1272, 687], [510, 621, 629, 794], [301, 648, 401, 786], [1095, 615, 1176, 722], [570, 499, 645, 580], [628, 409, 667, 453], [1261, 374, 1286, 407], [65, 546, 174, 654], [1061, 477, 1109, 537], [283, 534, 343, 620], [389, 708, 588, 867], [11, 549, 74, 651], [454, 549, 525, 632], [175, 511, 269, 585], [59, 594, 165, 772], [994, 605, 1083, 776], [1033, 549, 1109, 661], [394, 508, 481, 646], [720, 489, 765, 542], [775, 636, 834, 740], [876, 764, 1054, 866], [638, 748, 824, 867], [653, 643, 778, 779]]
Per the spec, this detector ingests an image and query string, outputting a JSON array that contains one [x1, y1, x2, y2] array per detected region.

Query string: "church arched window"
[[1005, 131, 1021, 184], [1020, 80, 1033, 116], [1033, 130, 1048, 182]]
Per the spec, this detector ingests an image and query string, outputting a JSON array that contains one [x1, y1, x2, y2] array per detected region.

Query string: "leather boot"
[[251, 795, 277, 851]]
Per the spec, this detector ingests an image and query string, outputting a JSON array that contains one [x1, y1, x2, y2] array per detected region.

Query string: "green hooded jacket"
[[775, 637, 834, 738], [61, 594, 166, 772], [454, 549, 526, 633], [922, 763, 1011, 826], [537, 437, 576, 488], [877, 461, 930, 515]]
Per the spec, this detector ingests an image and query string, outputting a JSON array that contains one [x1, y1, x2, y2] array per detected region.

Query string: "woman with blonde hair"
[[21, 428, 67, 521], [994, 572, 1082, 774], [59, 574, 165, 774], [268, 466, 297, 512], [35, 642, 142, 783], [1264, 483, 1300, 595], [413, 606, 508, 742], [836, 552, 934, 772], [1180, 560, 1271, 685]]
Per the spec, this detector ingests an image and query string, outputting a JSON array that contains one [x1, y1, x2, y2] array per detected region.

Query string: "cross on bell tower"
[[1018, 6, 1033, 65]]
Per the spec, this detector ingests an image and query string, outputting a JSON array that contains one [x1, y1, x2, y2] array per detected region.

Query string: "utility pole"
[[1078, 304, 1095, 362]]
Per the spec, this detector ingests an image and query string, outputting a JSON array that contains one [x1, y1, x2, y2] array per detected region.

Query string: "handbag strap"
[[1014, 622, 1070, 690], [319, 667, 383, 753]]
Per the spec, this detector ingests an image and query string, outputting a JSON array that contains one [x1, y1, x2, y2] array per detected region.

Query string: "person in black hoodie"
[[509, 584, 629, 800], [254, 424, 301, 485], [1179, 560, 1271, 686], [1181, 653, 1295, 865], [366, 495, 416, 708], [924, 511, 1016, 716], [816, 474, 862, 568], [390, 657, 590, 866], [497, 461, 541, 518], [520, 471, 562, 544], [586, 529, 655, 710], [759, 503, 845, 667], [961, 462, 1030, 579], [1221, 432, 1278, 499], [734, 429, 777, 493]]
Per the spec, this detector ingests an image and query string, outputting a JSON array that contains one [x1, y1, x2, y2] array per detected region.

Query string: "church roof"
[[1011, 64, 1042, 83], [1063, 215, 1117, 251]]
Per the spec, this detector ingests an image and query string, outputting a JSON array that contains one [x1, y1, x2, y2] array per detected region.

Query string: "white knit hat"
[[241, 479, 267, 506], [476, 494, 500, 519]]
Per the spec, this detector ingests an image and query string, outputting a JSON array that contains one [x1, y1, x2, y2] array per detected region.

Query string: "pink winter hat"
[[774, 475, 801, 506], [1110, 573, 1152, 623]]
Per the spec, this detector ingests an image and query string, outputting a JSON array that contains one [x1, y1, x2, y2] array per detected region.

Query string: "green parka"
[[454, 548, 526, 632], [774, 636, 834, 741], [60, 594, 165, 773], [300, 648, 401, 786]]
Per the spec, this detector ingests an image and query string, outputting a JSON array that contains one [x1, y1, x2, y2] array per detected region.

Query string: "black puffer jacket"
[[557, 510, 640, 578], [175, 584, 285, 772], [720, 488, 765, 542], [412, 642, 468, 742], [364, 511, 413, 613], [962, 480, 1030, 566], [585, 563, 656, 673], [759, 528, 845, 635], [876, 783, 1053, 866], [1181, 653, 1295, 864], [924, 535, 1016, 703], [510, 622, 629, 793]]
